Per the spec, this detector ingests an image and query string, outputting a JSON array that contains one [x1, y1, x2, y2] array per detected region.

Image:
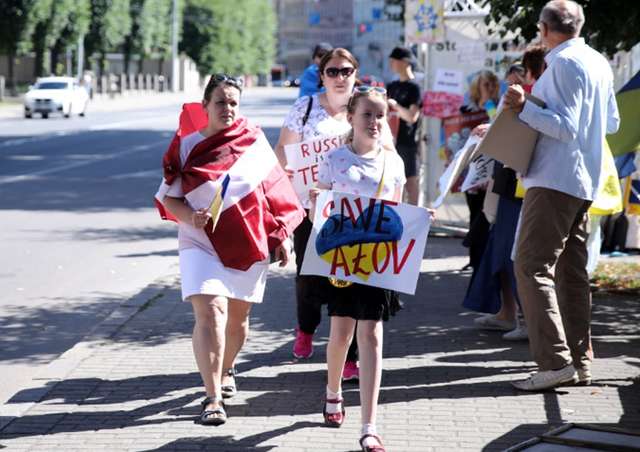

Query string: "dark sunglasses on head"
[[324, 67, 356, 78], [209, 73, 243, 90], [354, 85, 387, 95]]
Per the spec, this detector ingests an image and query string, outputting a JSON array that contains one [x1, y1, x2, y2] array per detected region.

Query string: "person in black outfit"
[[386, 46, 422, 205]]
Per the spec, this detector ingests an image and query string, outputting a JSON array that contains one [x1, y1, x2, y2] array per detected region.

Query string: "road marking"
[[0, 140, 166, 185], [109, 169, 158, 179], [88, 116, 164, 131], [0, 116, 168, 149]]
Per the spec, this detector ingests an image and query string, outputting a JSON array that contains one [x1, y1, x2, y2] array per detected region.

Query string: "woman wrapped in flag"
[[154, 74, 304, 425]]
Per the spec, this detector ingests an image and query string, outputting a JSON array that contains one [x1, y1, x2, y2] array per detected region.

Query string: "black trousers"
[[294, 215, 358, 362], [463, 190, 490, 270]]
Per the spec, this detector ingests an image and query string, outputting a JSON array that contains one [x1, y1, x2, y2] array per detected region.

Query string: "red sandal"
[[322, 397, 345, 427], [359, 433, 385, 452]]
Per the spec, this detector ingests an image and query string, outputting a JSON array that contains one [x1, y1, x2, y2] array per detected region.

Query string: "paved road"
[[0, 87, 298, 405]]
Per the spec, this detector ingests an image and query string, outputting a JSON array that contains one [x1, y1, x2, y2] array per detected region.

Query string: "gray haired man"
[[503, 0, 620, 391]]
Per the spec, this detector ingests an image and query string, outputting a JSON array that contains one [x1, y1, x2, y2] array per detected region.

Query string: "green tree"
[[487, 0, 640, 56], [181, 0, 276, 77], [124, 0, 181, 74], [180, 0, 217, 75], [31, 0, 85, 77], [123, 0, 145, 73], [248, 0, 276, 76], [85, 0, 132, 76], [0, 0, 50, 92], [49, 0, 91, 75]]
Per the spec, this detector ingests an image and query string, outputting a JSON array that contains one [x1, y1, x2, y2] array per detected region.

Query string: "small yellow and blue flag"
[[209, 174, 231, 233]]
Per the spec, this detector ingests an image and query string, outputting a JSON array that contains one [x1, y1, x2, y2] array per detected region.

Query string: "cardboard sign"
[[474, 93, 546, 175], [300, 191, 431, 295], [284, 135, 347, 204]]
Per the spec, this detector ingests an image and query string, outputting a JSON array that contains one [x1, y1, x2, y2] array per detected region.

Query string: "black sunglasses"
[[324, 67, 356, 78], [208, 74, 243, 91]]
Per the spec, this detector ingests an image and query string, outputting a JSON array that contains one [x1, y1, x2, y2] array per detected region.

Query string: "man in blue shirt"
[[298, 42, 333, 98], [504, 0, 619, 391]]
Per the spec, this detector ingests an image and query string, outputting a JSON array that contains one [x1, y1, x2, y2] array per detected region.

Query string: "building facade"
[[276, 0, 403, 82], [276, 0, 355, 76]]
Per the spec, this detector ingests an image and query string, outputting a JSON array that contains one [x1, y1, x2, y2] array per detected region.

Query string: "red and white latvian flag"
[[155, 103, 305, 271]]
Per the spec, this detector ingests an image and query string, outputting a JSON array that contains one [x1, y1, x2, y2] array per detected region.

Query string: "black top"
[[386, 79, 422, 147]]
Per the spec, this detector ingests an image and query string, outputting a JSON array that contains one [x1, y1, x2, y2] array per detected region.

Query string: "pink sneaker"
[[293, 328, 313, 359], [342, 360, 359, 382]]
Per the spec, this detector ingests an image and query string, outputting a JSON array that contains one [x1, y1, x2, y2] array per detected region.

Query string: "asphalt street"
[[0, 87, 298, 405]]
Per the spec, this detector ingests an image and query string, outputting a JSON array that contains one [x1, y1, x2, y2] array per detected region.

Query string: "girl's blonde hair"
[[469, 70, 500, 106], [346, 90, 388, 143]]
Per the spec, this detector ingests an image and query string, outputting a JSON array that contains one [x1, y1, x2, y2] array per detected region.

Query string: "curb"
[[0, 270, 180, 432]]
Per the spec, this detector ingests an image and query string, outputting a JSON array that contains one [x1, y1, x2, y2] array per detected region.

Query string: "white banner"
[[284, 135, 347, 205], [404, 0, 445, 44], [433, 68, 464, 95], [433, 135, 480, 208], [300, 191, 431, 295]]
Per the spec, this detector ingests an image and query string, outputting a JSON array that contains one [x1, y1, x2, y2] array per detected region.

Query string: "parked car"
[[23, 76, 89, 119], [283, 76, 300, 88]]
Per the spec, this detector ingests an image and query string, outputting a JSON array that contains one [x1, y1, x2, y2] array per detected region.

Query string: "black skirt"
[[327, 283, 401, 322]]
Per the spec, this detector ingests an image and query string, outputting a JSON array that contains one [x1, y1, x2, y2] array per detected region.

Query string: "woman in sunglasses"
[[155, 74, 303, 426], [309, 87, 406, 452], [275, 48, 362, 377]]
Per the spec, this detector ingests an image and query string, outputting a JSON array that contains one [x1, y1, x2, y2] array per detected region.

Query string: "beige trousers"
[[514, 187, 592, 372]]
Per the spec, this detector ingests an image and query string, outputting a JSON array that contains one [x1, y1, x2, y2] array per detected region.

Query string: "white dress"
[[163, 131, 269, 303]]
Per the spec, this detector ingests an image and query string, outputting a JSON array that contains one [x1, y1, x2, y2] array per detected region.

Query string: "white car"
[[23, 76, 89, 119]]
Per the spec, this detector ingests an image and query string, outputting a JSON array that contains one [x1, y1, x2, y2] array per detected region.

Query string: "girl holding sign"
[[274, 48, 361, 378], [309, 87, 407, 452]]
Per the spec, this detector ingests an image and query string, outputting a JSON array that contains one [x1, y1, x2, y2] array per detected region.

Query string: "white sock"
[[325, 386, 342, 414], [361, 424, 379, 447]]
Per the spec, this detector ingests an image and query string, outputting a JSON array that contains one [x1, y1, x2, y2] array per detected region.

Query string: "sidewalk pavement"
[[0, 237, 638, 451]]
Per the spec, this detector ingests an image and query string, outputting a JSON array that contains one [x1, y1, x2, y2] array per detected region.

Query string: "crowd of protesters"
[[155, 1, 621, 450]]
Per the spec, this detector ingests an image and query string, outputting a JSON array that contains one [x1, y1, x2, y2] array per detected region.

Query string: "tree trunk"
[[98, 51, 106, 78], [51, 41, 63, 75], [8, 51, 17, 96], [123, 37, 131, 74], [33, 22, 48, 78]]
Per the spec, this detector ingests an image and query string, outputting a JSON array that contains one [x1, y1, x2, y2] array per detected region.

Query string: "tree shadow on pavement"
[[138, 421, 320, 451], [0, 279, 182, 365]]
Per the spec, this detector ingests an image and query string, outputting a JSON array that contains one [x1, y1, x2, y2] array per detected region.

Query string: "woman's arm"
[[388, 99, 420, 125], [163, 196, 211, 229], [392, 184, 403, 203], [274, 126, 301, 169], [308, 182, 332, 223]]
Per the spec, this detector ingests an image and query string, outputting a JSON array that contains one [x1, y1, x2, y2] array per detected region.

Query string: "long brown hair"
[[522, 45, 547, 81], [317, 48, 359, 88]]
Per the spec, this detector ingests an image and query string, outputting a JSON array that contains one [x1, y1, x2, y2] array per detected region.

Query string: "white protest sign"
[[433, 135, 480, 208], [433, 68, 464, 95], [460, 154, 494, 193], [301, 191, 431, 295], [284, 135, 347, 204], [456, 42, 487, 66]]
